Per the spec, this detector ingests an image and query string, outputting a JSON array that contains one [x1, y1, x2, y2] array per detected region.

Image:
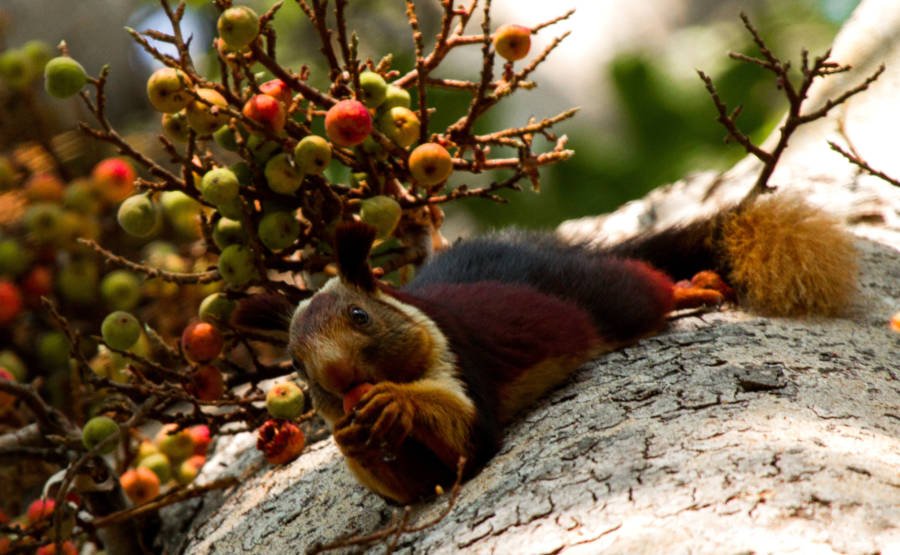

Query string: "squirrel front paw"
[[333, 383, 415, 457]]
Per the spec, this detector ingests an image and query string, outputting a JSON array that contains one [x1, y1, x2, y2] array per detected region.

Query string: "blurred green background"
[[0, 0, 860, 233]]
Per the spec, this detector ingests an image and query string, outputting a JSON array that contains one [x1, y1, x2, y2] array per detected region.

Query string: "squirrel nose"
[[318, 361, 356, 395]]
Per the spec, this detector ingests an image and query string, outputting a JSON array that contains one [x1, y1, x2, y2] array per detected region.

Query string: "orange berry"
[[342, 382, 374, 414], [408, 143, 453, 186], [181, 320, 224, 363], [493, 24, 531, 62], [120, 467, 160, 505]]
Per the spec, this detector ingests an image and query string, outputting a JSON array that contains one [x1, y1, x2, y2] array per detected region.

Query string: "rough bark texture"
[[161, 1, 900, 553]]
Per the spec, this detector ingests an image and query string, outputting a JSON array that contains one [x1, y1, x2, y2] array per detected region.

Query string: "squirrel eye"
[[347, 305, 370, 326]]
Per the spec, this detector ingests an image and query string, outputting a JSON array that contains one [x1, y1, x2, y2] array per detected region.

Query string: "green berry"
[[199, 293, 235, 323], [117, 194, 160, 237], [82, 416, 120, 454], [101, 311, 142, 351], [217, 6, 260, 51], [217, 244, 257, 286], [24, 203, 65, 244], [0, 238, 30, 277], [264, 153, 303, 195], [380, 85, 411, 111], [37, 331, 70, 370], [266, 382, 305, 419], [147, 67, 192, 113], [0, 350, 27, 381], [0, 49, 31, 89], [212, 217, 245, 250], [258, 211, 299, 251], [100, 270, 142, 311], [293, 135, 332, 175], [57, 260, 99, 305], [161, 111, 191, 142], [138, 452, 173, 483], [359, 195, 402, 239], [200, 167, 240, 206], [359, 71, 387, 108], [44, 56, 88, 98]]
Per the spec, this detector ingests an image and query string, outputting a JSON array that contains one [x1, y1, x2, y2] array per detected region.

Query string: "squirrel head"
[[285, 222, 443, 426]]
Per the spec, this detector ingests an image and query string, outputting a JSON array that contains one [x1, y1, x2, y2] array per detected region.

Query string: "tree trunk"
[[161, 1, 900, 552]]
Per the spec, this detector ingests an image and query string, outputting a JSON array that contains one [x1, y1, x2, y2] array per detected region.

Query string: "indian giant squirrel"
[[236, 195, 857, 504]]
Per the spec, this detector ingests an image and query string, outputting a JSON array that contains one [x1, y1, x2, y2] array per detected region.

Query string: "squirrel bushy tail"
[[605, 195, 858, 316]]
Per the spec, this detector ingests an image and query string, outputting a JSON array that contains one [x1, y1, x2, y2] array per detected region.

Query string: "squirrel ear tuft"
[[230, 293, 299, 346], [335, 222, 377, 291]]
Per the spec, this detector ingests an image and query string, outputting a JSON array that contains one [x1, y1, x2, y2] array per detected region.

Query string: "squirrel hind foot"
[[722, 195, 858, 317]]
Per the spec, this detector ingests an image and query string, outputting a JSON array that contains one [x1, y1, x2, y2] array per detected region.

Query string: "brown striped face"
[[287, 278, 440, 425]]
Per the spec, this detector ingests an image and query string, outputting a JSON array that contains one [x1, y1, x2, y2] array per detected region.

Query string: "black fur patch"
[[231, 293, 295, 337], [335, 222, 377, 291]]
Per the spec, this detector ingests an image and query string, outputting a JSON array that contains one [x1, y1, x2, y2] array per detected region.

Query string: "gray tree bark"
[[161, 1, 900, 552]]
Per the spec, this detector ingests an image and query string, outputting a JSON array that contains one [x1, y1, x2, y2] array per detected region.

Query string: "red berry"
[[21, 265, 53, 300], [260, 79, 291, 104], [93, 157, 136, 203], [181, 320, 224, 362], [324, 99, 372, 147], [342, 382, 374, 414], [187, 364, 226, 401], [26, 498, 55, 524], [0, 281, 23, 327], [188, 424, 212, 455], [242, 94, 286, 133]]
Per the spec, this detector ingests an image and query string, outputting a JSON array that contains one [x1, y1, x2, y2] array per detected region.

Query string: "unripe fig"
[[212, 217, 245, 250], [493, 24, 532, 61], [138, 452, 172, 483], [325, 99, 372, 147], [162, 111, 191, 142], [82, 415, 120, 454], [359, 70, 387, 107], [23, 203, 64, 244], [199, 292, 235, 323], [217, 6, 260, 51], [377, 106, 420, 148], [293, 135, 331, 175], [186, 88, 228, 135], [265, 381, 304, 419], [264, 153, 303, 194], [101, 270, 141, 311], [257, 211, 299, 251], [0, 49, 30, 89], [43, 56, 87, 98], [360, 196, 402, 239], [156, 424, 195, 462], [146, 67, 192, 113], [0, 239, 29, 277], [218, 244, 257, 286], [117, 194, 160, 237], [37, 331, 69, 370], [101, 311, 141, 351], [380, 85, 411, 111], [408, 142, 453, 185], [56, 260, 99, 305], [176, 454, 206, 485], [200, 167, 240, 206]]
